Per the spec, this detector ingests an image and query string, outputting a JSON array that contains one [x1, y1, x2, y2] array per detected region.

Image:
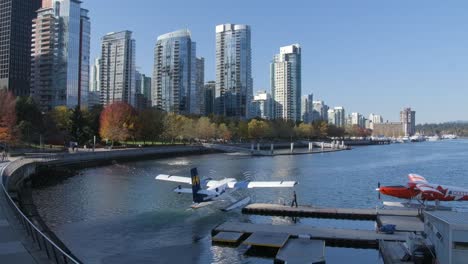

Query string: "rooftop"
[[426, 211, 468, 228]]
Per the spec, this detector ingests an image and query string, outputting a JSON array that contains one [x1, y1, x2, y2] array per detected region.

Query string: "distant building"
[[215, 24, 252, 118], [100, 31, 136, 107], [301, 94, 313, 123], [372, 122, 404, 137], [334, 107, 346, 127], [369, 113, 383, 129], [271, 44, 302, 121], [204, 81, 215, 115], [31, 0, 91, 110], [196, 57, 205, 115], [251, 91, 273, 120], [153, 29, 198, 114], [328, 109, 336, 126], [90, 58, 101, 92], [88, 91, 101, 108], [313, 100, 328, 121], [0, 0, 41, 96], [134, 70, 151, 110], [400, 107, 416, 136]]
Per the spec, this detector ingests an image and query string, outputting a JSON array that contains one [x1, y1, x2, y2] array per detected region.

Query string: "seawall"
[[0, 145, 212, 263]]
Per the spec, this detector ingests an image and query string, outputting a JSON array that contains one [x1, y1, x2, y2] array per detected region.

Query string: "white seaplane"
[[155, 168, 297, 211]]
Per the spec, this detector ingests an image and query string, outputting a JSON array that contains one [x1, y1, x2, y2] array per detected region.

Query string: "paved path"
[[0, 161, 38, 263]]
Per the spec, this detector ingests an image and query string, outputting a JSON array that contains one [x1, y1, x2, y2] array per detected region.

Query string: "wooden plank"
[[243, 232, 290, 248], [242, 203, 419, 220], [212, 232, 244, 243], [276, 239, 325, 264], [377, 215, 424, 232], [214, 222, 409, 248]]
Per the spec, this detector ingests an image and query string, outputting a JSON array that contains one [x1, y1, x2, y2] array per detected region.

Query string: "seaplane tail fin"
[[191, 168, 204, 203], [408, 174, 428, 184]]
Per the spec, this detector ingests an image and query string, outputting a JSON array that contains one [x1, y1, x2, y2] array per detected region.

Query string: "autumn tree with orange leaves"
[[0, 90, 17, 142], [99, 102, 138, 145]]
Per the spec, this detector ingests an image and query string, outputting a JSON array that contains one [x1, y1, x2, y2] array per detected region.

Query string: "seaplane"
[[155, 168, 297, 211], [377, 173, 468, 206]]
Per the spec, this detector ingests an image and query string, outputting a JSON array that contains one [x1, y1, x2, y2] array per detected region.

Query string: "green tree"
[[15, 97, 44, 143], [137, 108, 165, 144], [248, 119, 271, 141]]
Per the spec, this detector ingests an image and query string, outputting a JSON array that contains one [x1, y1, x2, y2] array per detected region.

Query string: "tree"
[[70, 106, 87, 144], [196, 117, 215, 140], [217, 123, 232, 142], [137, 108, 165, 144], [248, 119, 271, 141], [296, 123, 315, 140], [238, 120, 249, 141], [0, 90, 17, 142], [16, 96, 43, 143], [99, 102, 138, 144], [163, 113, 185, 143]]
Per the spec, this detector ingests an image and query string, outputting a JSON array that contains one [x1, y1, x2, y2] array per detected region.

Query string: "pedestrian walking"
[[291, 191, 298, 208]]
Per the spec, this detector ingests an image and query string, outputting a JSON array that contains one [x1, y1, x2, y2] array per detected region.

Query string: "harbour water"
[[32, 140, 468, 263]]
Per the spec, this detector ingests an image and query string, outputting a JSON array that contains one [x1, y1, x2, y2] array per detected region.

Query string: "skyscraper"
[[204, 81, 215, 116], [153, 29, 197, 114], [215, 24, 252, 118], [90, 58, 100, 92], [135, 70, 152, 110], [196, 57, 205, 115], [334, 107, 346, 127], [31, 0, 90, 110], [313, 100, 328, 121], [271, 44, 302, 121], [0, 0, 41, 96], [100, 31, 136, 106], [301, 94, 313, 123], [400, 107, 416, 136]]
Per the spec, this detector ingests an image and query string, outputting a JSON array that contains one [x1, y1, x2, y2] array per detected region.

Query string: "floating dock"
[[242, 203, 420, 220], [212, 222, 408, 249], [275, 238, 325, 264]]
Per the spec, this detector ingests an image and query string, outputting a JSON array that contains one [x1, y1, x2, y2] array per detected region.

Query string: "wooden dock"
[[377, 215, 424, 232], [242, 203, 420, 220], [212, 222, 409, 249]]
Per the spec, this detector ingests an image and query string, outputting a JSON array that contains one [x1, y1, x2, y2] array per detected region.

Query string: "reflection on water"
[[32, 140, 468, 263]]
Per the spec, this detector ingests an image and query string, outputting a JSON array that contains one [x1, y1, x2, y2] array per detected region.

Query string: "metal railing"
[[1, 161, 80, 264]]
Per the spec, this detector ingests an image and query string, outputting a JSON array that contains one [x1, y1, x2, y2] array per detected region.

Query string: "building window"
[[453, 242, 468, 250]]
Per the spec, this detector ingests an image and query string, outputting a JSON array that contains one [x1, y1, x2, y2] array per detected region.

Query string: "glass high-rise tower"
[[215, 24, 252, 118], [31, 0, 90, 110], [0, 0, 41, 96], [153, 29, 198, 114]]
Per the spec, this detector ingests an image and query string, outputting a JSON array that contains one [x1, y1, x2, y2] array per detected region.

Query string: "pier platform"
[[212, 222, 408, 249], [377, 215, 424, 232], [242, 203, 420, 220]]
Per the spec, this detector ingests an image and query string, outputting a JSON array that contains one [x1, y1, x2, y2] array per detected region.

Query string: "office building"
[[196, 57, 205, 115], [0, 0, 41, 96], [90, 58, 100, 92], [204, 81, 215, 115], [215, 24, 252, 118], [313, 100, 328, 121], [334, 106, 346, 127]]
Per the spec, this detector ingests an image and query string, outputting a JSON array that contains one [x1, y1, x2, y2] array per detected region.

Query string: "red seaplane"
[[377, 174, 468, 202]]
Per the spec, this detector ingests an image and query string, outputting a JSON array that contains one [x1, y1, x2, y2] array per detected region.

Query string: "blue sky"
[[85, 0, 468, 124]]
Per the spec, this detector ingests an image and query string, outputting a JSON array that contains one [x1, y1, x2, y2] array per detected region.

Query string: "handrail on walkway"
[[1, 159, 80, 264]]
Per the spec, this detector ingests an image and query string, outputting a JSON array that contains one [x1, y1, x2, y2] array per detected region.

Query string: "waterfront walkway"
[[0, 161, 38, 263]]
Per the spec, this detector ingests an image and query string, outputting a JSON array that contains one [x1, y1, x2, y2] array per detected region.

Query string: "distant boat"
[[426, 136, 440, 142], [401, 136, 410, 143], [410, 135, 425, 142], [441, 134, 458, 140]]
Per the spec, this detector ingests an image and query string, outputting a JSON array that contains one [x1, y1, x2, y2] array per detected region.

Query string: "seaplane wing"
[[414, 184, 444, 196], [408, 174, 428, 184], [155, 174, 192, 185], [227, 180, 297, 189]]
